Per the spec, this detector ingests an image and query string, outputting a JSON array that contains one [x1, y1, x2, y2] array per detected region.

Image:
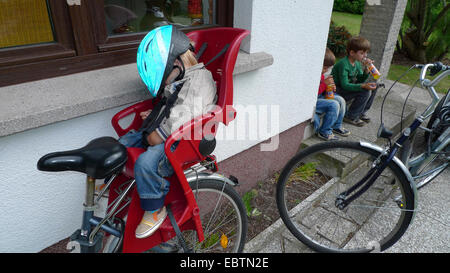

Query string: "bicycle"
[[276, 62, 449, 253], [37, 28, 249, 253]]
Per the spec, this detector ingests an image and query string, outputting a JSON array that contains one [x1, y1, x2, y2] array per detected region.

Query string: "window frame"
[[0, 0, 233, 87]]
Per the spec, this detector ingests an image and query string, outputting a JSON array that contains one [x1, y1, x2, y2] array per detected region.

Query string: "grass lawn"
[[331, 11, 362, 36], [331, 11, 449, 94], [388, 64, 449, 94]]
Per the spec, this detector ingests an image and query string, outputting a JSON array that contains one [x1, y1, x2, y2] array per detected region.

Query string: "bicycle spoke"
[[179, 179, 246, 253]]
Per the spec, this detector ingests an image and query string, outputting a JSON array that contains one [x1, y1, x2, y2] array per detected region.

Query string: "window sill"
[[0, 51, 273, 137]]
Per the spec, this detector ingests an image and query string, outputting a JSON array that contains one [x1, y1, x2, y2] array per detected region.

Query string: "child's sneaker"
[[135, 207, 167, 239], [333, 128, 351, 137], [343, 117, 365, 127], [316, 132, 339, 141], [360, 113, 371, 123]]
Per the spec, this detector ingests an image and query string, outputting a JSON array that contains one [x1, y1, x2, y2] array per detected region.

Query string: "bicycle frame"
[[68, 160, 238, 253], [407, 127, 450, 188], [336, 66, 449, 210]]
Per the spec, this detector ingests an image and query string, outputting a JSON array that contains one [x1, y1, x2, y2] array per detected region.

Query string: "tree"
[[398, 0, 449, 63]]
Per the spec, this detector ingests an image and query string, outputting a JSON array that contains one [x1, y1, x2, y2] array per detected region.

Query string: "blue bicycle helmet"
[[137, 25, 191, 97]]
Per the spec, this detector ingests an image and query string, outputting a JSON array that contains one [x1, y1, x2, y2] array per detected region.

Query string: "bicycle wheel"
[[424, 90, 449, 143], [102, 217, 126, 253], [401, 134, 449, 189], [180, 179, 248, 253], [276, 141, 415, 253]]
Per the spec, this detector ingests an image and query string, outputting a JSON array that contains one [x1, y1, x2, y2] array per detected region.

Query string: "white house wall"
[[0, 107, 124, 252], [215, 0, 333, 160]]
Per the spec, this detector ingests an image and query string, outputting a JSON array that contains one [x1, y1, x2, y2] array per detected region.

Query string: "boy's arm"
[[357, 63, 370, 83]]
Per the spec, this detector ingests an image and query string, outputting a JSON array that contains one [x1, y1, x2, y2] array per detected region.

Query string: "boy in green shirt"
[[332, 36, 378, 126]]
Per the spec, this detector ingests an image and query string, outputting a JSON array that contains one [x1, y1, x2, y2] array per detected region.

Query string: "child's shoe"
[[135, 206, 167, 239], [343, 117, 365, 127], [316, 132, 339, 141], [333, 128, 351, 137], [360, 113, 371, 123]]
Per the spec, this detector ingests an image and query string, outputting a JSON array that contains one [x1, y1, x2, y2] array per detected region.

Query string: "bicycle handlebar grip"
[[429, 62, 444, 76]]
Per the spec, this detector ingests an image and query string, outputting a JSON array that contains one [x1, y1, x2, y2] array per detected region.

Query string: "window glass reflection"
[[104, 0, 216, 35]]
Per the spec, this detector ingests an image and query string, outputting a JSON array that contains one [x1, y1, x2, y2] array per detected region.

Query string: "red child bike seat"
[[109, 27, 249, 253]]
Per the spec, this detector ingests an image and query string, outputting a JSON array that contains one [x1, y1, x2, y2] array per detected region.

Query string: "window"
[[104, 0, 217, 36], [0, 0, 54, 48], [0, 0, 233, 87]]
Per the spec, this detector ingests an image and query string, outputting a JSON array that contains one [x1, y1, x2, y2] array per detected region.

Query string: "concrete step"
[[300, 94, 417, 177]]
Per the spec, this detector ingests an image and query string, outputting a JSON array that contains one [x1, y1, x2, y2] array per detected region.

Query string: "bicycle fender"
[[185, 172, 238, 186], [359, 141, 418, 216]]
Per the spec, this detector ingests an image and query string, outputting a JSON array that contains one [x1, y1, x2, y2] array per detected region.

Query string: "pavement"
[[244, 80, 450, 253]]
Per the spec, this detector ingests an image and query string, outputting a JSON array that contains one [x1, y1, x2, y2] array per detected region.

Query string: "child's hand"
[[324, 75, 335, 86], [361, 82, 377, 90], [362, 58, 374, 67], [140, 110, 152, 120]]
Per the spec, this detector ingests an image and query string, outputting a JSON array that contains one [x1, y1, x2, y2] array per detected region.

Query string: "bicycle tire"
[[102, 217, 126, 253], [276, 141, 415, 253], [102, 179, 248, 253], [180, 179, 248, 253]]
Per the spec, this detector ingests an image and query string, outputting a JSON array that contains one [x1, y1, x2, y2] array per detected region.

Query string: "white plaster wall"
[[0, 107, 124, 252], [0, 0, 333, 252], [214, 0, 333, 161]]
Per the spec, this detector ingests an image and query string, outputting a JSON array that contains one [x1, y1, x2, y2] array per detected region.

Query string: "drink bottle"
[[325, 85, 334, 99], [364, 58, 381, 80]]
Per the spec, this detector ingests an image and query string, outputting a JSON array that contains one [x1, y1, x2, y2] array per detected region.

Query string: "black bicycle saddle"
[[37, 137, 127, 179]]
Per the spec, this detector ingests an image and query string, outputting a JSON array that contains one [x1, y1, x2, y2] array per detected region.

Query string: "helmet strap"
[[175, 55, 185, 81]]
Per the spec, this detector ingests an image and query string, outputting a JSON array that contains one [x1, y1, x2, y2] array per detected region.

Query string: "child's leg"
[[313, 112, 321, 132], [134, 143, 173, 211], [362, 88, 378, 116], [339, 90, 370, 120], [315, 99, 339, 136], [134, 143, 174, 238], [118, 130, 146, 148], [332, 95, 346, 129]]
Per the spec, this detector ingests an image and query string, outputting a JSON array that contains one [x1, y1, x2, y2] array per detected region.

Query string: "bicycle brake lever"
[[429, 62, 443, 76]]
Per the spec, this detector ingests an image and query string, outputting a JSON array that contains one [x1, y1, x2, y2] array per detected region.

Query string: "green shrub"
[[327, 20, 353, 58], [333, 0, 365, 14]]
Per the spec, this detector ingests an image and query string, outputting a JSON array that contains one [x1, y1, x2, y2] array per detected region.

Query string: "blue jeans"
[[118, 130, 174, 211], [314, 94, 346, 136]]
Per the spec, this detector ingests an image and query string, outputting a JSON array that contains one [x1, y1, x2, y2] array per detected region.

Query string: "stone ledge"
[[0, 51, 273, 137]]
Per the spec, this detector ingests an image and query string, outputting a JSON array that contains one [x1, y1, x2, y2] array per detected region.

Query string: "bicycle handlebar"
[[416, 62, 450, 82], [414, 62, 450, 119]]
